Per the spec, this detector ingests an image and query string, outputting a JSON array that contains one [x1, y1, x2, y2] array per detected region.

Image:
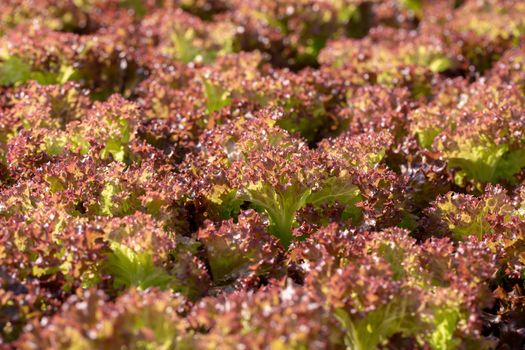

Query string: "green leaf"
[[69, 133, 91, 155], [494, 148, 525, 183], [100, 118, 131, 162], [100, 182, 121, 216], [0, 56, 31, 86], [416, 127, 442, 149], [57, 64, 79, 84], [429, 57, 453, 73], [46, 175, 66, 193], [427, 305, 462, 350], [307, 178, 362, 222], [98, 181, 139, 217], [307, 180, 359, 206], [208, 185, 243, 219], [203, 79, 231, 114], [240, 182, 311, 247], [101, 138, 127, 162], [336, 299, 418, 350], [30, 71, 61, 85], [0, 56, 78, 86], [119, 0, 147, 17], [400, 0, 422, 14], [238, 178, 361, 247], [443, 136, 525, 185], [105, 241, 174, 290], [44, 134, 68, 156]]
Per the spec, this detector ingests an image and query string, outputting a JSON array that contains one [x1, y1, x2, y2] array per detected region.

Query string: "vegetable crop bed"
[[0, 0, 524, 349]]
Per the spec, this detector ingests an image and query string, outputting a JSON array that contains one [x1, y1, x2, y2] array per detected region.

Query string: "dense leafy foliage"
[[1, 0, 525, 349]]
